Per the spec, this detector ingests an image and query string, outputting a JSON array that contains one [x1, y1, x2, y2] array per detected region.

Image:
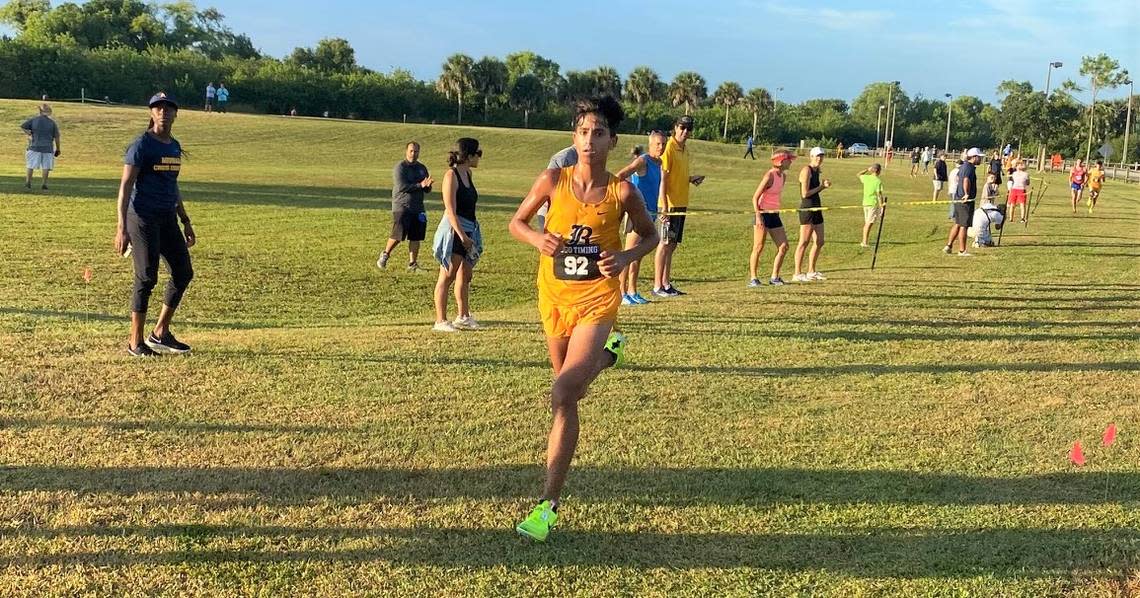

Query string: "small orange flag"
[[82, 267, 92, 283], [1069, 440, 1086, 466], [1103, 423, 1117, 447]]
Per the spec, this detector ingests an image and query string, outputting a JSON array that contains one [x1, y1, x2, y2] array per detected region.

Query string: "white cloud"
[[762, 3, 892, 31]]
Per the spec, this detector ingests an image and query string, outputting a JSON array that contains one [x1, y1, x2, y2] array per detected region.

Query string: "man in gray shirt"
[[379, 141, 433, 270], [536, 146, 578, 229], [21, 104, 61, 191]]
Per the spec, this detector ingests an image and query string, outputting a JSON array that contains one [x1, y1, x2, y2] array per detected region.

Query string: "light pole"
[[1040, 61, 1063, 170], [943, 93, 953, 154], [1121, 77, 1130, 167], [876, 105, 884, 153], [884, 80, 893, 151]]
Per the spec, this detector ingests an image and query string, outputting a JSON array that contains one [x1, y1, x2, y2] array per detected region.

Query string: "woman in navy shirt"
[[113, 93, 196, 357]]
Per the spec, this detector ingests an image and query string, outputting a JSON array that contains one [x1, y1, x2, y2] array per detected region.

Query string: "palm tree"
[[593, 66, 622, 98], [471, 56, 508, 122], [713, 81, 744, 140], [626, 66, 660, 131], [740, 87, 774, 141], [437, 53, 474, 124], [509, 74, 545, 128], [669, 71, 707, 115]]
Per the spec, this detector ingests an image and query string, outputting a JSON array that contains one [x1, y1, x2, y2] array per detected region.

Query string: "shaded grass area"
[[1, 99, 1139, 595]]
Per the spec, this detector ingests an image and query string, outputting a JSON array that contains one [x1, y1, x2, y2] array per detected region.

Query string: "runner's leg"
[[541, 322, 613, 502], [454, 258, 472, 318], [793, 224, 812, 276]]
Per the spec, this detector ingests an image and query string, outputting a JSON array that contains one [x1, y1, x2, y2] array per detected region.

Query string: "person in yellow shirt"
[[508, 96, 658, 542], [1088, 159, 1106, 211], [653, 114, 705, 296]]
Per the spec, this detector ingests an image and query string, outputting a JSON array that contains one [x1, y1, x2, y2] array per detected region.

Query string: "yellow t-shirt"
[[1089, 167, 1104, 189], [537, 167, 623, 308], [659, 137, 691, 210]]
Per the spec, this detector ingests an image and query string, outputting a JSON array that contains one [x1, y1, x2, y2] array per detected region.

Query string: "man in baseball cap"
[[944, 147, 983, 256], [653, 114, 705, 297]]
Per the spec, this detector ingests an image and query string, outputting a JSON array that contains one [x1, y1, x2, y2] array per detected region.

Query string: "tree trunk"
[[524, 108, 530, 129], [457, 91, 463, 124], [723, 105, 730, 140], [637, 102, 643, 133], [685, 101, 692, 115], [483, 96, 489, 122], [1086, 82, 1098, 163], [752, 111, 758, 141]]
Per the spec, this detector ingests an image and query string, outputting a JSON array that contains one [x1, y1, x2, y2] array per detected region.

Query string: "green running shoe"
[[603, 331, 627, 368], [516, 500, 558, 542]]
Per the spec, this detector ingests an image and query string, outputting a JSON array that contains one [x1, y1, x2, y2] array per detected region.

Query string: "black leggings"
[[127, 210, 193, 313]]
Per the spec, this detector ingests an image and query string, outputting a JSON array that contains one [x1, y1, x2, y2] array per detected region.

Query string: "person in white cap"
[[792, 146, 831, 282], [944, 147, 983, 256]]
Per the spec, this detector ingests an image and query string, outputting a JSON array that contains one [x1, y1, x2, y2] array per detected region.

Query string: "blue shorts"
[[1071, 183, 1083, 191]]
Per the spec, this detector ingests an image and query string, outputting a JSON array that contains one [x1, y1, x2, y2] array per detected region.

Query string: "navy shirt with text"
[[125, 133, 182, 214]]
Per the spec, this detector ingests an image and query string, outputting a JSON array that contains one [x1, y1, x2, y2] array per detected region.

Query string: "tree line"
[[1, 0, 1134, 160]]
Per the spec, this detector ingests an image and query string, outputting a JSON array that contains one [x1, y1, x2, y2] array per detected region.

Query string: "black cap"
[[675, 115, 695, 127], [147, 92, 179, 109]]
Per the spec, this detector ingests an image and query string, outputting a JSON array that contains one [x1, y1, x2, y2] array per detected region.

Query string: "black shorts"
[[660, 207, 687, 244], [798, 202, 823, 226], [758, 212, 783, 229], [391, 207, 427, 242], [954, 201, 974, 227], [205, 98, 214, 107]]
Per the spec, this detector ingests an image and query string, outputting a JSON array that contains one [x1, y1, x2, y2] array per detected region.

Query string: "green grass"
[[1, 98, 1139, 596]]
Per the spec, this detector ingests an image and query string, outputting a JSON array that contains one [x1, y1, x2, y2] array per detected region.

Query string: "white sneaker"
[[807, 271, 827, 281], [453, 315, 480, 330], [432, 321, 459, 333], [942, 245, 952, 255], [860, 243, 870, 248], [793, 273, 811, 283], [957, 251, 973, 257], [376, 252, 390, 269]]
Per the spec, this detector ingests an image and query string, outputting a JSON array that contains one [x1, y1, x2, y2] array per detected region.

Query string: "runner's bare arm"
[[509, 168, 563, 256]]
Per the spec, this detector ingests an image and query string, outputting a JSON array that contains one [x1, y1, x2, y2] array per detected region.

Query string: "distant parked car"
[[847, 143, 871, 156]]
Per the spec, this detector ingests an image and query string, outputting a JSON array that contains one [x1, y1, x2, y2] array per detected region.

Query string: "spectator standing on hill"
[[1008, 160, 1031, 223], [932, 153, 948, 202], [909, 148, 921, 177], [114, 93, 196, 357], [216, 83, 230, 113], [858, 163, 885, 248], [744, 135, 755, 160], [792, 146, 831, 282], [944, 147, 983, 256], [748, 150, 795, 287], [431, 138, 483, 332], [653, 114, 705, 297], [20, 103, 61, 191], [921, 146, 932, 173], [378, 141, 433, 271], [988, 151, 1003, 186], [836, 141, 844, 159], [205, 82, 216, 112], [615, 132, 666, 304]]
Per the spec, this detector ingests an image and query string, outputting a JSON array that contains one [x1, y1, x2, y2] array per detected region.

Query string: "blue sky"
[[21, 0, 1140, 103]]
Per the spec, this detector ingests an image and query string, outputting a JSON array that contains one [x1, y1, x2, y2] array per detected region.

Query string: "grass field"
[[1, 98, 1138, 596]]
